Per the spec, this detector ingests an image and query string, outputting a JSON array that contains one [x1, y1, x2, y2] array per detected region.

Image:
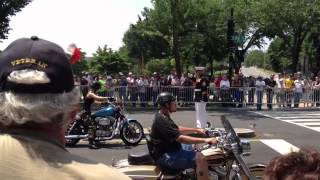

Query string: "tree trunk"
[[171, 0, 182, 78], [234, 49, 245, 74], [291, 51, 299, 73], [291, 44, 301, 73], [235, 65, 240, 74], [141, 52, 144, 74], [316, 47, 320, 70], [210, 57, 214, 79], [228, 53, 234, 79]]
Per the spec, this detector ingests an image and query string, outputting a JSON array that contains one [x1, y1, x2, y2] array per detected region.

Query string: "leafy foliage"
[[0, 0, 32, 41], [71, 0, 320, 75], [89, 45, 130, 75], [244, 50, 270, 69], [257, 0, 320, 72], [145, 58, 173, 75], [267, 38, 292, 72]]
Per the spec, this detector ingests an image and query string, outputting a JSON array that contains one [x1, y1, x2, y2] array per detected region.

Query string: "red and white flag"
[[68, 43, 81, 64]]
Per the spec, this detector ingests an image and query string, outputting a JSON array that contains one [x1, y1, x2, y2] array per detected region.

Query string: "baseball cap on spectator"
[[0, 36, 74, 94], [128, 72, 133, 76], [119, 72, 124, 76]]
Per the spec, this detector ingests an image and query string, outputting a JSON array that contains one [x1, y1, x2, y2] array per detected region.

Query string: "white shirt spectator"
[[294, 79, 304, 93], [278, 78, 285, 89], [127, 77, 135, 87], [255, 79, 265, 91], [85, 75, 93, 86], [137, 78, 148, 93], [171, 77, 180, 86], [220, 80, 230, 89]]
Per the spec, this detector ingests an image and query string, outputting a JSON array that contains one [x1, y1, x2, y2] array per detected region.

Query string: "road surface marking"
[[252, 111, 320, 133], [260, 139, 299, 155]]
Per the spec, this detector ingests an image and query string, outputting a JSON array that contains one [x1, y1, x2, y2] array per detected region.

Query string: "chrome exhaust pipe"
[[65, 134, 88, 139]]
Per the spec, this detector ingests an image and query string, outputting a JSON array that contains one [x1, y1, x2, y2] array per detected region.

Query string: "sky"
[[0, 0, 152, 55]]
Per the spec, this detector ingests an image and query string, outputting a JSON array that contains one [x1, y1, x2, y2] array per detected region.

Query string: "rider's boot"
[[88, 139, 100, 149]]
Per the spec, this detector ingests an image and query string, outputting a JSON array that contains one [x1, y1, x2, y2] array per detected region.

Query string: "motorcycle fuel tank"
[[93, 105, 115, 117]]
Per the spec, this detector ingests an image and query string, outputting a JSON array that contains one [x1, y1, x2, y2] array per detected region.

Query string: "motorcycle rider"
[[84, 81, 110, 149], [0, 36, 130, 180], [150, 92, 218, 180]]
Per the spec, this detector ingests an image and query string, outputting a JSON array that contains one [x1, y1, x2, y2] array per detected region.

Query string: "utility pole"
[[227, 8, 235, 78]]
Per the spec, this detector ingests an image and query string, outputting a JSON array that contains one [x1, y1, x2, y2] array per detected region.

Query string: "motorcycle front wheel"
[[231, 164, 266, 180], [120, 121, 144, 146]]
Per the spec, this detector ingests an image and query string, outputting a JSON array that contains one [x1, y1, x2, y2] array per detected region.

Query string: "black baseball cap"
[[0, 36, 74, 94]]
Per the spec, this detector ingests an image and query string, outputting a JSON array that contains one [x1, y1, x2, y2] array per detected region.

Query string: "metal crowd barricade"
[[89, 86, 320, 108]]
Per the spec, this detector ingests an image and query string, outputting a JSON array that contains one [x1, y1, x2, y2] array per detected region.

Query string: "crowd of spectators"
[[74, 70, 320, 110]]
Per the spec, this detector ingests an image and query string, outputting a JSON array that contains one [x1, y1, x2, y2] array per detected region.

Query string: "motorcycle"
[[65, 98, 144, 146], [113, 116, 265, 180]]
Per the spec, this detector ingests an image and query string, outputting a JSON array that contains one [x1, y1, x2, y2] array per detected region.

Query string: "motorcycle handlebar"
[[205, 129, 225, 138], [107, 97, 116, 102]]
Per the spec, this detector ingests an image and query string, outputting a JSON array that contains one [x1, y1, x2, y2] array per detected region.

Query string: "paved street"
[[67, 109, 320, 167], [253, 110, 320, 133]]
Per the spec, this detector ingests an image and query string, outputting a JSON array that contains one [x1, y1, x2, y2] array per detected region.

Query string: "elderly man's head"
[[264, 148, 320, 180], [0, 36, 79, 127]]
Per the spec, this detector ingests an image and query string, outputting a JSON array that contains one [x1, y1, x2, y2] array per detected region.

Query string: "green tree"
[[222, 0, 266, 74], [0, 0, 32, 41], [123, 17, 170, 74], [306, 23, 320, 72], [145, 58, 173, 75], [267, 38, 291, 72], [258, 0, 320, 72], [148, 0, 227, 76], [89, 45, 130, 75], [148, 0, 202, 77], [244, 50, 267, 68]]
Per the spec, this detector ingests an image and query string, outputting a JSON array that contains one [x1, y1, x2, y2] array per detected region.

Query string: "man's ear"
[[165, 102, 170, 110]]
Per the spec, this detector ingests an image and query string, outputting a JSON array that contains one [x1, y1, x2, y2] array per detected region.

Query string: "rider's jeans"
[[156, 148, 196, 171]]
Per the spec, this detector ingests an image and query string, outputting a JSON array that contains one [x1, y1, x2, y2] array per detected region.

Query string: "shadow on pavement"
[[66, 142, 146, 150]]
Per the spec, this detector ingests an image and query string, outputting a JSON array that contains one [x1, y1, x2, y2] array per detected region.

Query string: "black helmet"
[[157, 92, 176, 107], [90, 81, 101, 91]]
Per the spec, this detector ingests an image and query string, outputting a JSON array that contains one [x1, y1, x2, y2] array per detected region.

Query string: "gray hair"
[[0, 69, 80, 126]]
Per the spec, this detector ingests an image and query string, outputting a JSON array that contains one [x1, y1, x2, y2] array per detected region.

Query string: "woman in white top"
[[138, 76, 149, 107], [220, 75, 231, 106], [276, 73, 286, 108], [293, 75, 304, 108], [255, 76, 265, 110]]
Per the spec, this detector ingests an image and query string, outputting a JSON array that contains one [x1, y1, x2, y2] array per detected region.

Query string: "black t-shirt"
[[264, 78, 277, 88], [150, 112, 182, 160], [84, 97, 94, 113], [195, 78, 209, 102]]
